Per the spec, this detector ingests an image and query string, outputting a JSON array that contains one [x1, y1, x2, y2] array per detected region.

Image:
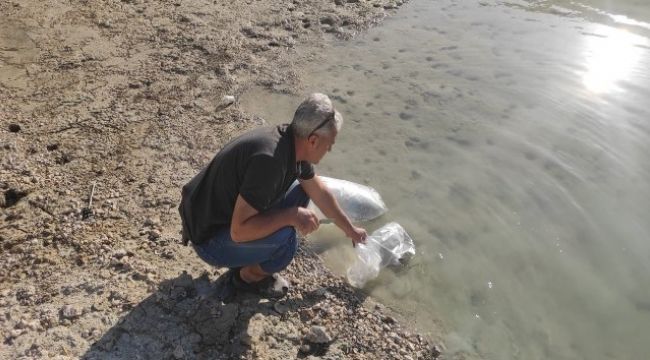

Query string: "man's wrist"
[[342, 220, 355, 235], [287, 206, 300, 227]]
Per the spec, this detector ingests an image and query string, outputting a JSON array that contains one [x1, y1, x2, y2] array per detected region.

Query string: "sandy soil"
[[1, 0, 442, 359]]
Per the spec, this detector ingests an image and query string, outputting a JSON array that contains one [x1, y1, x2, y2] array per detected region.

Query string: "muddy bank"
[[1, 0, 441, 358]]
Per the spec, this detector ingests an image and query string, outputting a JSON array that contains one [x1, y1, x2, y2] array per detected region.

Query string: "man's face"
[[309, 128, 337, 164]]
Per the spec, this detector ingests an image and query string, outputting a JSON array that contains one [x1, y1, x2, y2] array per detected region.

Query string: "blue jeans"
[[192, 181, 310, 274]]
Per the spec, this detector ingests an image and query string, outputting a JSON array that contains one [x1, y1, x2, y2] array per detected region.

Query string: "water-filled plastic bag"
[[347, 222, 416, 288], [308, 176, 387, 223]]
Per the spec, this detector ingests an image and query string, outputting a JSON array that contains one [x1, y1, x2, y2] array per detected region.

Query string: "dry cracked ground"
[[1, 0, 445, 359]]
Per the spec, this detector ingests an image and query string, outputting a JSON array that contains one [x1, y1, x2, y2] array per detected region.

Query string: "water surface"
[[242, 0, 650, 359]]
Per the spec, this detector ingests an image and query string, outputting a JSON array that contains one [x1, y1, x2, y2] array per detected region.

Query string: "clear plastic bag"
[[347, 222, 416, 288], [308, 176, 388, 223]]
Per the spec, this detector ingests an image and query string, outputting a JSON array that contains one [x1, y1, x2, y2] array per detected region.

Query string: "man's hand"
[[294, 207, 319, 237], [299, 176, 366, 246], [345, 226, 367, 247]]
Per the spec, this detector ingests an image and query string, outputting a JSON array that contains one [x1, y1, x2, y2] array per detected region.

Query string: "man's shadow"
[[82, 271, 249, 359], [81, 262, 367, 359]]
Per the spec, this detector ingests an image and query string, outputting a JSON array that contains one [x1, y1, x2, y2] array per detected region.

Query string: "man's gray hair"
[[291, 93, 343, 138]]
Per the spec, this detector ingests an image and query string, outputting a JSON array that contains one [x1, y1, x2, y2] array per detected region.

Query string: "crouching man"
[[179, 93, 367, 298]]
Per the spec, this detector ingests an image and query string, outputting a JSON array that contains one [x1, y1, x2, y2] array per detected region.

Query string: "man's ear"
[[307, 134, 318, 147]]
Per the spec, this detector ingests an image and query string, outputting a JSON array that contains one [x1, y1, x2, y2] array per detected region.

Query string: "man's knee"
[[286, 231, 298, 257], [260, 227, 298, 273], [276, 227, 298, 257]]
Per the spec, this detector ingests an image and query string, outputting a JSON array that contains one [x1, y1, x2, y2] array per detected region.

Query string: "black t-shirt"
[[179, 124, 314, 244]]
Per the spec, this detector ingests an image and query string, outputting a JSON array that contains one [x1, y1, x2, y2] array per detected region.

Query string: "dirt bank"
[[1, 0, 442, 358]]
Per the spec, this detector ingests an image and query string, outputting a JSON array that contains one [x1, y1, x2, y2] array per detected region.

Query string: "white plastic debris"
[[271, 273, 290, 293], [346, 222, 416, 288], [308, 176, 387, 223], [221, 95, 235, 106], [216, 95, 236, 111]]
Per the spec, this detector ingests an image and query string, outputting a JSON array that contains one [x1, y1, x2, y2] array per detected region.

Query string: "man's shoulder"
[[239, 125, 282, 143], [237, 124, 290, 154]]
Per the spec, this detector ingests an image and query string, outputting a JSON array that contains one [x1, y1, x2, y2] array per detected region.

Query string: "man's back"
[[179, 124, 312, 245]]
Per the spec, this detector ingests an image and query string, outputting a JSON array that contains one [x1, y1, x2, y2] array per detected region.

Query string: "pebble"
[[431, 344, 442, 357], [91, 303, 107, 312], [8, 124, 21, 132], [306, 325, 331, 343], [60, 304, 82, 319], [267, 336, 278, 348], [219, 95, 235, 109], [273, 302, 289, 314], [313, 287, 327, 297], [10, 329, 25, 338], [320, 15, 338, 26], [148, 229, 161, 240], [98, 19, 112, 28], [18, 319, 40, 331], [143, 217, 160, 227], [113, 248, 128, 259]]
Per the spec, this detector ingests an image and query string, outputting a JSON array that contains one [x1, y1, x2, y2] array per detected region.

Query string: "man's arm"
[[230, 195, 318, 242], [299, 176, 367, 245]]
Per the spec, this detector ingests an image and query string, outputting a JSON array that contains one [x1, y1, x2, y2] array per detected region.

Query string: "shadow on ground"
[[82, 272, 247, 359], [82, 267, 367, 359]]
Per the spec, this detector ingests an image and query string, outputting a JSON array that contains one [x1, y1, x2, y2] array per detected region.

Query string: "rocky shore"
[[1, 0, 442, 358]]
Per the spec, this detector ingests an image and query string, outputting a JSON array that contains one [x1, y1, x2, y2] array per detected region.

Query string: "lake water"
[[241, 0, 650, 359]]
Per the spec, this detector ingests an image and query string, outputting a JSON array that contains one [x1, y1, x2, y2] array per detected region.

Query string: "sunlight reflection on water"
[[581, 26, 649, 93]]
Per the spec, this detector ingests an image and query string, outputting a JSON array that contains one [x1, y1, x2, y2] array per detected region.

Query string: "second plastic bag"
[[308, 176, 387, 223], [346, 222, 416, 288]]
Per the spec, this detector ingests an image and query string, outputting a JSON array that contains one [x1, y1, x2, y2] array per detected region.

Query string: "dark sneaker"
[[231, 270, 288, 299], [214, 267, 240, 303]]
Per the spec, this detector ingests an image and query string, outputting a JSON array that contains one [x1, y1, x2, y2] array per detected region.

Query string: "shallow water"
[[241, 0, 650, 359]]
